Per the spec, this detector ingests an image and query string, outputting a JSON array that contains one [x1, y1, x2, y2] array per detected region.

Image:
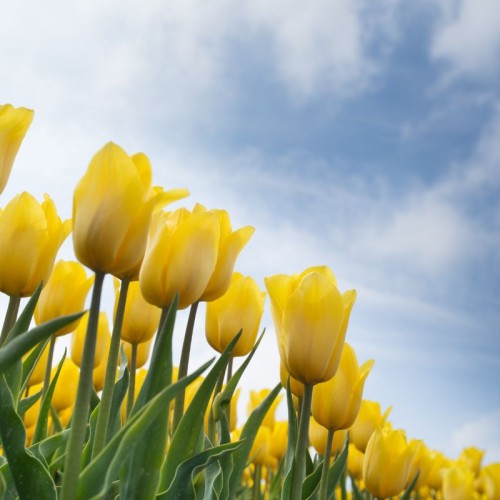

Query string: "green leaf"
[[227, 383, 282, 499], [78, 359, 213, 500], [0, 462, 16, 500], [0, 312, 84, 374], [281, 379, 298, 500], [30, 429, 71, 465], [17, 389, 42, 418], [302, 459, 323, 499], [32, 350, 66, 444], [81, 401, 100, 469], [161, 441, 242, 500], [400, 470, 420, 500], [350, 474, 365, 500], [20, 337, 50, 395], [160, 331, 243, 497], [106, 346, 129, 442], [0, 374, 57, 499], [119, 297, 178, 500]]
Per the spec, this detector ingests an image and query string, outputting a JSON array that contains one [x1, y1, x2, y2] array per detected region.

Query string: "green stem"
[[0, 295, 21, 347], [318, 428, 334, 500], [42, 336, 56, 399], [207, 368, 225, 444], [226, 357, 233, 383], [290, 383, 313, 500], [126, 342, 138, 420], [60, 272, 105, 500], [172, 300, 199, 430], [252, 464, 262, 500], [92, 278, 130, 458]]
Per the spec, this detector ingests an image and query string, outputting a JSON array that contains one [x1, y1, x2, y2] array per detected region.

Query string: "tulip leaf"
[[227, 383, 282, 499], [0, 374, 57, 500], [281, 379, 298, 500], [350, 474, 365, 500], [302, 460, 323, 499], [32, 350, 66, 444], [203, 437, 225, 500], [0, 463, 16, 500], [78, 360, 212, 500], [106, 348, 129, 442], [119, 297, 178, 499], [17, 389, 42, 418], [30, 429, 71, 465], [160, 441, 242, 499], [326, 434, 349, 498], [0, 312, 84, 374], [81, 400, 100, 469], [160, 330, 243, 496]]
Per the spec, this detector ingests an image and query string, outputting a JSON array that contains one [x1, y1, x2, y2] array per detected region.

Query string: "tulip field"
[[1, 102, 499, 499]]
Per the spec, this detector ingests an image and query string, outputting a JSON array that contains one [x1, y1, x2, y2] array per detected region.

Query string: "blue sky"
[[2, 1, 499, 462]]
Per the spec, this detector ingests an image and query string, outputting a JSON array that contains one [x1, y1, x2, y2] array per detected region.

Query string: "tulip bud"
[[115, 279, 161, 344], [139, 205, 220, 309], [52, 360, 80, 412], [71, 312, 111, 368], [72, 142, 188, 277], [205, 272, 265, 357], [347, 444, 365, 480], [0, 104, 34, 195], [265, 266, 356, 385], [350, 400, 392, 452], [34, 260, 93, 336], [363, 428, 417, 499], [311, 343, 373, 431], [0, 192, 70, 297]]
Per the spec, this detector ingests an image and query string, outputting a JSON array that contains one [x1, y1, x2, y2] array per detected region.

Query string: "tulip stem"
[[252, 464, 262, 500], [226, 357, 233, 383], [318, 428, 334, 500], [172, 300, 199, 430], [290, 383, 313, 500], [42, 336, 56, 399], [126, 342, 138, 419], [0, 295, 21, 347], [92, 278, 130, 458], [60, 272, 105, 500]]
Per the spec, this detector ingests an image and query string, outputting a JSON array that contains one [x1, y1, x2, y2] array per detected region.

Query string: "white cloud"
[[431, 0, 500, 79], [451, 409, 500, 463]]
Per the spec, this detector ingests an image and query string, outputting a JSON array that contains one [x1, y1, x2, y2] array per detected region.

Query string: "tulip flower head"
[[442, 465, 475, 500], [34, 260, 93, 336], [205, 272, 265, 357], [363, 428, 417, 499], [350, 400, 392, 452], [0, 104, 34, 195], [71, 312, 111, 368], [483, 463, 500, 499], [265, 266, 356, 385], [73, 142, 188, 277], [139, 204, 221, 309], [311, 342, 374, 431], [247, 388, 283, 430], [0, 192, 71, 297], [309, 417, 347, 457]]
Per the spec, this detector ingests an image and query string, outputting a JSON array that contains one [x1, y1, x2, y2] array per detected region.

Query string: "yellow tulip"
[[198, 207, 254, 301], [24, 384, 42, 428], [309, 417, 347, 457], [92, 340, 110, 393], [350, 400, 392, 452], [115, 279, 161, 344], [442, 465, 475, 500], [247, 388, 283, 430], [71, 312, 111, 368], [265, 266, 356, 385], [34, 260, 93, 336], [459, 446, 484, 476], [122, 339, 152, 369], [311, 343, 373, 431], [426, 450, 450, 490], [483, 463, 500, 500], [0, 104, 34, 195], [363, 428, 417, 499], [0, 192, 71, 297], [249, 426, 276, 468], [347, 444, 365, 480], [73, 142, 188, 277], [205, 272, 265, 357], [121, 368, 148, 422], [139, 205, 220, 309], [269, 421, 288, 462], [25, 343, 50, 387], [406, 440, 433, 490], [52, 360, 80, 412]]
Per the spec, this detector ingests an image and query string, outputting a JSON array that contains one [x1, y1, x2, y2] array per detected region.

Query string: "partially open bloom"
[[34, 260, 93, 336], [442, 465, 475, 500], [0, 192, 71, 297], [363, 428, 417, 499], [199, 207, 254, 301], [350, 400, 392, 452], [115, 279, 161, 344], [265, 266, 356, 385], [73, 142, 188, 277], [0, 104, 34, 195], [311, 343, 373, 431], [71, 312, 111, 368], [205, 272, 265, 357], [139, 205, 220, 309]]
